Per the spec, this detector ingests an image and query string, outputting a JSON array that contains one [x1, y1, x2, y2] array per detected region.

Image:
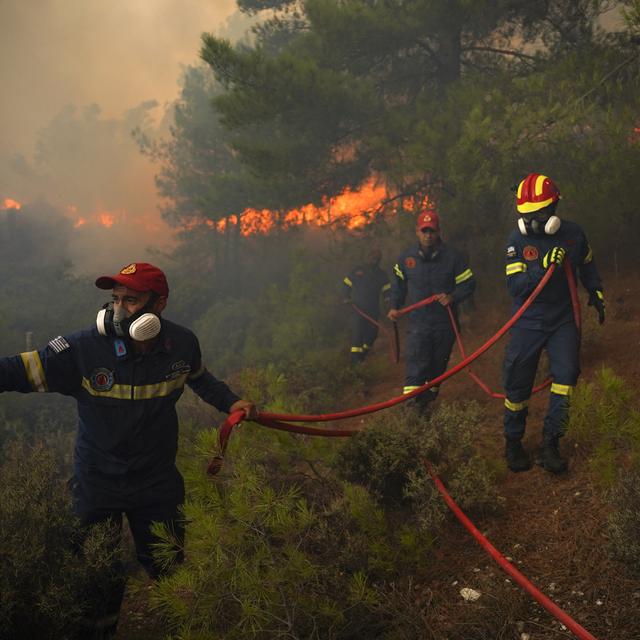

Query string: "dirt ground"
[[117, 271, 640, 639]]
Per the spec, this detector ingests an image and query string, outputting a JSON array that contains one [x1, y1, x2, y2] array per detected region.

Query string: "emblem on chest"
[[90, 368, 115, 391]]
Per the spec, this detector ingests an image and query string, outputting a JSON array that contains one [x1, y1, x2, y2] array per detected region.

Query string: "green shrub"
[[568, 367, 640, 486], [335, 401, 498, 532], [0, 440, 124, 640]]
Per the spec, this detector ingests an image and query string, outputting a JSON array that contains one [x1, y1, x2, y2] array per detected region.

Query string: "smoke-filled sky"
[[0, 0, 250, 272]]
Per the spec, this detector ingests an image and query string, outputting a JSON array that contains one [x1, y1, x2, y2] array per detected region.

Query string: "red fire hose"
[[259, 265, 557, 423], [424, 460, 598, 640], [206, 261, 600, 639]]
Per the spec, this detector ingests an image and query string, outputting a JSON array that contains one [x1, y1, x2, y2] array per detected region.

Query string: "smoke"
[[0, 0, 254, 275]]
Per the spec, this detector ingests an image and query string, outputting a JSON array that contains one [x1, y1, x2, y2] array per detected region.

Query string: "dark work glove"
[[542, 246, 566, 269], [588, 289, 605, 324]]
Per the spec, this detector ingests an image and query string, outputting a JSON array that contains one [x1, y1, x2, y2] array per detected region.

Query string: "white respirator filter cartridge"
[[128, 313, 161, 341]]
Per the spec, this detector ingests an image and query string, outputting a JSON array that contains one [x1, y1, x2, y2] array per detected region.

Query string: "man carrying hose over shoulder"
[[503, 174, 604, 474]]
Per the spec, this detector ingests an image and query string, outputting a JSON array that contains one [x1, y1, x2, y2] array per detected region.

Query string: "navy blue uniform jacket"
[[342, 264, 391, 316], [0, 319, 239, 476], [505, 220, 602, 331], [390, 242, 475, 329]]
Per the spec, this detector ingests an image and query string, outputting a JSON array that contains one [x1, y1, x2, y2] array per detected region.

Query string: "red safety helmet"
[[516, 173, 560, 214]]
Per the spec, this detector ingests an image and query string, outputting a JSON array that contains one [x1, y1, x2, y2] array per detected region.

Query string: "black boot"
[[539, 437, 568, 474], [505, 440, 532, 472]]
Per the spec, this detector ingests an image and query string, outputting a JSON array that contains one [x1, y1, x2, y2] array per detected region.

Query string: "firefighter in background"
[[342, 247, 391, 363], [388, 210, 476, 413], [0, 263, 256, 638], [503, 174, 604, 474]]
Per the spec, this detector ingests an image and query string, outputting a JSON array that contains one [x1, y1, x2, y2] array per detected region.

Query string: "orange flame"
[[98, 212, 115, 228], [204, 178, 427, 237], [2, 198, 22, 210]]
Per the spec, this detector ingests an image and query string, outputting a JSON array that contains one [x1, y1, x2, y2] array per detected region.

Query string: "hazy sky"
[[0, 0, 246, 271]]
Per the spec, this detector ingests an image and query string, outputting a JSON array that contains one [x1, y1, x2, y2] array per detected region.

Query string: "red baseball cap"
[[416, 210, 440, 232], [95, 262, 169, 297]]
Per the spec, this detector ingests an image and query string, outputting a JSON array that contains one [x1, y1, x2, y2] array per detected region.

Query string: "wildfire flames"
[[2, 197, 22, 210], [202, 178, 426, 237], [3, 177, 428, 238]]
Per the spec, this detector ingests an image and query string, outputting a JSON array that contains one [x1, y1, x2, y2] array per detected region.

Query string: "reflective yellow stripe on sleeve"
[[343, 277, 353, 287], [506, 262, 527, 276], [455, 268, 473, 285], [351, 347, 364, 353], [505, 398, 528, 411], [20, 351, 48, 392], [403, 386, 420, 394], [382, 283, 391, 292], [393, 264, 404, 280], [583, 245, 593, 264], [550, 383, 574, 396]]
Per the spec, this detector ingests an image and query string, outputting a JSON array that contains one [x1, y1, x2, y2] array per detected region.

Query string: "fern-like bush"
[[147, 455, 434, 639]]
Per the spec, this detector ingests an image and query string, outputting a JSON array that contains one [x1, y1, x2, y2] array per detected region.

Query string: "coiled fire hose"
[[206, 261, 600, 640]]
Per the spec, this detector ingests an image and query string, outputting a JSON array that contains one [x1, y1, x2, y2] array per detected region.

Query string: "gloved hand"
[[542, 246, 566, 269], [588, 289, 605, 324]]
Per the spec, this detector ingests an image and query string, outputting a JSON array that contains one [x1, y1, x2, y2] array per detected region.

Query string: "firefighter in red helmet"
[[503, 174, 604, 473]]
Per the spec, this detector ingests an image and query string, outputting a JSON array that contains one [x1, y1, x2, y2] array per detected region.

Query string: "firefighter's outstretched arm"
[[0, 338, 80, 395]]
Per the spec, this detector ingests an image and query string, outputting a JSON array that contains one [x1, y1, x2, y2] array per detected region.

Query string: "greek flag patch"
[[48, 336, 70, 353]]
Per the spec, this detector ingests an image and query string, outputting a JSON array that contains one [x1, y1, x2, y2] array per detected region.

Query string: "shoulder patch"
[[506, 246, 516, 258], [523, 246, 539, 261], [404, 257, 416, 269], [48, 336, 70, 353]]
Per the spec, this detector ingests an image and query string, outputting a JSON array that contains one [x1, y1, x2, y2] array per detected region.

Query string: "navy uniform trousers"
[[404, 326, 455, 409], [503, 322, 580, 442], [350, 312, 380, 363], [69, 466, 185, 638]]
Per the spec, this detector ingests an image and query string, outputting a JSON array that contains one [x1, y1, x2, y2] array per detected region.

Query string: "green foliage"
[[0, 440, 124, 639], [568, 367, 640, 486], [148, 453, 435, 639], [336, 401, 498, 531]]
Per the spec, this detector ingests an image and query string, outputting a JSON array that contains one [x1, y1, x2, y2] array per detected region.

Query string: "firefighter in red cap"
[[503, 174, 604, 474], [388, 210, 476, 414], [0, 262, 256, 637], [342, 247, 391, 363]]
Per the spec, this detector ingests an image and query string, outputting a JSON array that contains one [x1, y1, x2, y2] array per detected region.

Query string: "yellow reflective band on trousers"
[[343, 277, 353, 287], [550, 383, 574, 396], [351, 346, 364, 353], [505, 398, 528, 412], [81, 373, 189, 400], [394, 264, 404, 280], [20, 351, 48, 392], [403, 386, 420, 394], [382, 283, 391, 292], [506, 262, 527, 276], [455, 268, 473, 284]]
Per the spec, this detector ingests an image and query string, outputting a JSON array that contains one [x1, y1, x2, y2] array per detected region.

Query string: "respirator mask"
[[517, 204, 561, 236], [96, 294, 161, 342]]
